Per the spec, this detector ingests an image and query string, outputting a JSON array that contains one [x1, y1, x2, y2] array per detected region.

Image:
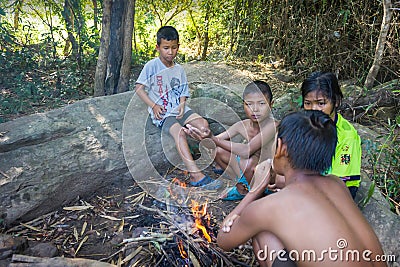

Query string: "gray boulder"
[[354, 123, 400, 266], [0, 92, 135, 225]]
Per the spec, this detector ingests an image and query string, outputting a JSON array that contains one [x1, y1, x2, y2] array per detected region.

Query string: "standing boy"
[[185, 81, 277, 200], [217, 110, 386, 267], [135, 26, 218, 188]]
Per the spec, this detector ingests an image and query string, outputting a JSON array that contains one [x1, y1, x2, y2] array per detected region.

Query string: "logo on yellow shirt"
[[340, 154, 351, 165]]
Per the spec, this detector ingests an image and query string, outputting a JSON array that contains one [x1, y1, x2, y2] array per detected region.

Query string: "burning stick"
[[190, 200, 212, 242], [177, 239, 188, 259]]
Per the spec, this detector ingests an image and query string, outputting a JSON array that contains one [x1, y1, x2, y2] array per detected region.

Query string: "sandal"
[[212, 167, 224, 175], [189, 175, 222, 190], [221, 175, 250, 201]]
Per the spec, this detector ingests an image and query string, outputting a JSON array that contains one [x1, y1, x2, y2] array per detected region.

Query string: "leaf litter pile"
[[5, 168, 258, 266]]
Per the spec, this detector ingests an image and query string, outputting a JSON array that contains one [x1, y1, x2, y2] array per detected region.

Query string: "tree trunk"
[[93, 0, 112, 96], [62, 0, 79, 60], [188, 9, 201, 56], [94, 0, 134, 96], [200, 5, 210, 61], [92, 0, 99, 31], [364, 0, 393, 89], [228, 0, 240, 57], [104, 0, 125, 95], [117, 0, 135, 93], [13, 0, 23, 30]]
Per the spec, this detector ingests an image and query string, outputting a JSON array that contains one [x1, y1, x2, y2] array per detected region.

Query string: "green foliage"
[[133, 6, 157, 60], [228, 0, 399, 83], [359, 180, 376, 209], [364, 119, 400, 214], [0, 54, 92, 123], [338, 9, 351, 26], [0, 0, 98, 122], [0, 33, 92, 123], [0, 0, 398, 123]]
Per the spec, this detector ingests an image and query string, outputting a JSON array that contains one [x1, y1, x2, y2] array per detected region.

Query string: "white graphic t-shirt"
[[136, 58, 191, 127]]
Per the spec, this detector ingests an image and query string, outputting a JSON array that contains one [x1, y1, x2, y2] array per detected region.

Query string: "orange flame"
[[168, 177, 187, 200], [177, 239, 188, 259], [171, 177, 187, 187], [191, 200, 211, 242]]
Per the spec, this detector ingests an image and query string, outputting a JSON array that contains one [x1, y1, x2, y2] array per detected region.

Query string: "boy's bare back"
[[259, 174, 383, 266], [220, 171, 385, 266]]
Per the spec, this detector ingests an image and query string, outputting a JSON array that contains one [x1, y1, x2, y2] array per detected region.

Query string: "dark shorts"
[[272, 249, 297, 267], [161, 109, 195, 133], [348, 186, 358, 200]]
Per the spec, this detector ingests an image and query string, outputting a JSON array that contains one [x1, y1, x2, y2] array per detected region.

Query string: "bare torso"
[[249, 174, 386, 266], [235, 118, 276, 161]]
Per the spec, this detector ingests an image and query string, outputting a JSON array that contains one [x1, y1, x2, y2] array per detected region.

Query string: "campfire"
[[5, 174, 256, 266]]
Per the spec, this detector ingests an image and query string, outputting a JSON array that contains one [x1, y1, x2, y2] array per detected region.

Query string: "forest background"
[[0, 0, 399, 211]]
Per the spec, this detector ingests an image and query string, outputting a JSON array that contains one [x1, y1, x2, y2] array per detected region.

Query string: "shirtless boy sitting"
[[217, 110, 386, 267], [184, 81, 277, 200]]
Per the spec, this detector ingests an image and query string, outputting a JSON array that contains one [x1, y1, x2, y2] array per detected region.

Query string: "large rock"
[[356, 176, 400, 266], [354, 123, 400, 266], [0, 91, 136, 226]]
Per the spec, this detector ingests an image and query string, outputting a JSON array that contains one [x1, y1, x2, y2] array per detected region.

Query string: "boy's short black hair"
[[277, 110, 337, 173], [157, 26, 179, 45], [243, 80, 273, 102], [301, 71, 343, 108]]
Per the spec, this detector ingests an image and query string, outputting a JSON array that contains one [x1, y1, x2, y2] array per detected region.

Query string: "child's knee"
[[198, 115, 209, 127], [193, 116, 208, 129]]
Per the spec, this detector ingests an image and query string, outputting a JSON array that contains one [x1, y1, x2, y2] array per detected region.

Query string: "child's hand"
[[221, 214, 239, 233], [152, 104, 166, 120], [184, 124, 212, 140]]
